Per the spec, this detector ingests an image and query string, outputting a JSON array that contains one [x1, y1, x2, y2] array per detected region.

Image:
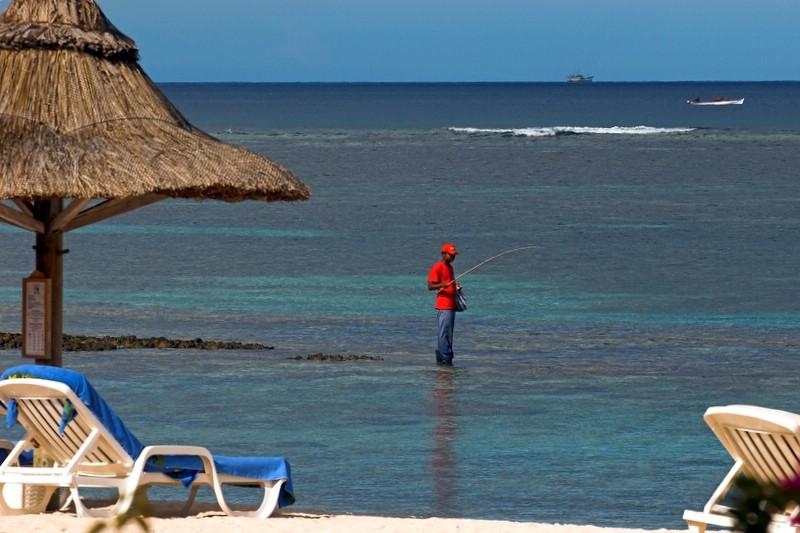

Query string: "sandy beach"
[[0, 507, 693, 533]]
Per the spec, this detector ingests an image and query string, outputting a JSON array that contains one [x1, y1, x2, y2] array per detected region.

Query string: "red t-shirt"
[[428, 261, 456, 310]]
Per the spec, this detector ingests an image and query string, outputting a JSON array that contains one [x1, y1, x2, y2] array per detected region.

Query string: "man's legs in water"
[[436, 310, 456, 365]]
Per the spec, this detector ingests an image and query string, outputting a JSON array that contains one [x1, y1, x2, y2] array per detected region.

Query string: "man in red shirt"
[[427, 243, 460, 366]]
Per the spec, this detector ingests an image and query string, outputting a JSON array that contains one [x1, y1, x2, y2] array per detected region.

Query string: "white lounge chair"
[[0, 376, 290, 518], [683, 404, 800, 533]]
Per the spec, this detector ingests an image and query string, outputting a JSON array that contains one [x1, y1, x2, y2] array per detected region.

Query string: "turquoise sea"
[[1, 82, 799, 527]]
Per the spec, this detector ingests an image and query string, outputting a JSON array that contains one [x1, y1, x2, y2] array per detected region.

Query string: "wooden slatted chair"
[[0, 378, 287, 518], [684, 405, 800, 533]]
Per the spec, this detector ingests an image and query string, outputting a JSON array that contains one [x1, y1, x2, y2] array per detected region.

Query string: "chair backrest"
[[705, 405, 800, 484], [0, 378, 133, 473]]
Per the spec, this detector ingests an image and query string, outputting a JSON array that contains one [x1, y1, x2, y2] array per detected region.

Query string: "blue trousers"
[[436, 310, 456, 364]]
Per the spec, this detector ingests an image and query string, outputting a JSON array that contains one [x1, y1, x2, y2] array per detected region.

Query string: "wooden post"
[[32, 199, 64, 367]]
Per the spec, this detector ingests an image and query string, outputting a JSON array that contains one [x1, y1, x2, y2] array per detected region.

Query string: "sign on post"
[[22, 271, 51, 359]]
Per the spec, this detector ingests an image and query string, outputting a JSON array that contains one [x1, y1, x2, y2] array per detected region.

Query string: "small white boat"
[[567, 73, 593, 83], [687, 97, 744, 106]]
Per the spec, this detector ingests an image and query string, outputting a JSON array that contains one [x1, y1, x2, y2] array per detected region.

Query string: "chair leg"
[[58, 489, 74, 512], [212, 479, 285, 518], [69, 484, 135, 519], [251, 480, 284, 519], [0, 483, 29, 515], [0, 483, 56, 515], [69, 485, 109, 518], [686, 520, 706, 533], [180, 485, 199, 515]]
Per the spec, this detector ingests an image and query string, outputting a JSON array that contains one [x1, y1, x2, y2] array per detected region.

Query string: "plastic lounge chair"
[[0, 365, 293, 518], [683, 405, 800, 533]]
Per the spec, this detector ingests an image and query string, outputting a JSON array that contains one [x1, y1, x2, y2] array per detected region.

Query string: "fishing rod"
[[447, 245, 537, 285]]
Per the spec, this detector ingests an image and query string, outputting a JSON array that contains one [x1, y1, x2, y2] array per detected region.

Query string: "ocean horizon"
[[155, 80, 800, 84], [1, 81, 799, 528]]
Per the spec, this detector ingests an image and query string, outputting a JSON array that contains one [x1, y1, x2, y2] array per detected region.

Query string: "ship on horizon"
[[567, 73, 594, 83], [687, 96, 744, 106]]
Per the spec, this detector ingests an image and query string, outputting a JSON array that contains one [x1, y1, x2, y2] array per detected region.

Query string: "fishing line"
[[448, 245, 537, 285]]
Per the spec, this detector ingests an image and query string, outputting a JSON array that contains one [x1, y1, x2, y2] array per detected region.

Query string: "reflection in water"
[[431, 369, 457, 515]]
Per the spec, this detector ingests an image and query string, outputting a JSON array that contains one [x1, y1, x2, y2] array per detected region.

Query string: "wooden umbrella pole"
[[33, 199, 63, 367]]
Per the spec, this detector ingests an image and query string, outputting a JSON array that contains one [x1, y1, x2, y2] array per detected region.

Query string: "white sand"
[[0, 507, 694, 533]]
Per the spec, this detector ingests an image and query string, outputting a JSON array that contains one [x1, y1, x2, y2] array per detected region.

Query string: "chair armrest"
[[134, 445, 217, 473], [138, 445, 213, 458], [125, 445, 219, 496]]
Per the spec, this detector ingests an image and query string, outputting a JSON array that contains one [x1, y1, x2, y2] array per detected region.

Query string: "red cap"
[[441, 243, 458, 255]]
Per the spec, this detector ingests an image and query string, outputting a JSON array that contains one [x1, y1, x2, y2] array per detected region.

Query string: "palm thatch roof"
[[0, 0, 310, 202]]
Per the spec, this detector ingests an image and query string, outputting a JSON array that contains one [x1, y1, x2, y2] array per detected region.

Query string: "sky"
[[2, 0, 799, 82]]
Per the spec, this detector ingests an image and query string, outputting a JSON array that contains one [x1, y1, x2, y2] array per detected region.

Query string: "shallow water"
[[1, 82, 799, 527]]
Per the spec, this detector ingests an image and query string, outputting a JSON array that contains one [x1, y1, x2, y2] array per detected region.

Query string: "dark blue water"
[[1, 82, 799, 527], [162, 81, 800, 130]]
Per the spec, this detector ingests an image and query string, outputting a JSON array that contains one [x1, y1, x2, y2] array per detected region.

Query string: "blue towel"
[[0, 365, 294, 507], [1, 366, 144, 458]]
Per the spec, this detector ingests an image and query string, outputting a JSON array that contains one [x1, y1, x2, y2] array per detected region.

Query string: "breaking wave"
[[448, 125, 695, 137]]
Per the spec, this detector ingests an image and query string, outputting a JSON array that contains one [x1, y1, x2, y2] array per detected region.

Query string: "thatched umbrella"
[[0, 0, 310, 366]]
